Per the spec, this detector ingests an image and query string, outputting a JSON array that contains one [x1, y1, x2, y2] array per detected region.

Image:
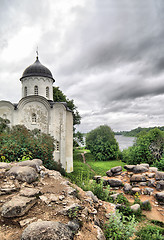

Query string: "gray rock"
[[139, 182, 147, 186], [149, 167, 158, 172], [21, 221, 73, 240], [123, 183, 132, 193], [93, 176, 102, 182], [130, 204, 140, 212], [108, 179, 123, 187], [131, 187, 142, 195], [156, 180, 164, 191], [147, 179, 156, 187], [133, 166, 148, 174], [0, 183, 19, 195], [155, 171, 164, 180], [0, 169, 6, 179], [17, 159, 42, 172], [96, 225, 106, 240], [7, 166, 38, 183], [110, 193, 120, 201], [155, 192, 164, 205], [86, 191, 99, 203], [66, 186, 77, 197], [147, 173, 155, 178], [130, 174, 147, 182], [106, 170, 113, 177], [19, 187, 41, 197], [1, 196, 37, 217], [111, 166, 122, 173], [63, 203, 82, 216], [124, 165, 135, 171], [142, 200, 151, 209], [0, 162, 11, 169], [67, 220, 80, 234], [140, 163, 149, 169], [143, 188, 154, 195]]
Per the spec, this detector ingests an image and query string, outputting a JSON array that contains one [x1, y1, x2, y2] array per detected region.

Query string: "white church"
[[0, 56, 73, 173]]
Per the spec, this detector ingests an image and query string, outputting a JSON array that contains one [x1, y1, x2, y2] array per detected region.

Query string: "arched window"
[[56, 141, 60, 151], [34, 86, 38, 95], [46, 87, 49, 98], [32, 113, 37, 123], [24, 86, 27, 97]]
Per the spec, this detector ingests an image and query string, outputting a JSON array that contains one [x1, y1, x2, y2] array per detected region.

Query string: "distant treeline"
[[115, 126, 164, 137]]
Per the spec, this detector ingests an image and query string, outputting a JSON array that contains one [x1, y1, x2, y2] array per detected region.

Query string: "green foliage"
[[153, 156, 164, 171], [115, 126, 164, 137], [103, 211, 137, 240], [86, 125, 119, 161], [122, 128, 164, 165], [0, 125, 55, 168], [115, 193, 130, 206], [53, 86, 81, 130], [150, 220, 164, 228], [135, 224, 164, 240], [74, 131, 84, 146]]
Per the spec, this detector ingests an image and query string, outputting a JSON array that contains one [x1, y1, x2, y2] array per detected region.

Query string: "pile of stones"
[[94, 163, 164, 205]]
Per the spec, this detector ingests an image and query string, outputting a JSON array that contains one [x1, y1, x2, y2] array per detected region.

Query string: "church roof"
[[20, 57, 55, 82]]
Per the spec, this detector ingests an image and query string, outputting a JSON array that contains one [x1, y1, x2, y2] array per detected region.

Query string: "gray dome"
[[20, 57, 55, 82]]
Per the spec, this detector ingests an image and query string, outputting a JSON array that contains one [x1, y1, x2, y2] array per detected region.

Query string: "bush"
[[86, 125, 119, 161], [153, 157, 164, 171], [122, 128, 164, 165], [103, 211, 137, 240], [0, 125, 55, 169], [135, 224, 164, 240]]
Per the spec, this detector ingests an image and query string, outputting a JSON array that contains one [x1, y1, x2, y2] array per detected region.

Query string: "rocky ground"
[[0, 159, 115, 240], [0, 160, 163, 240]]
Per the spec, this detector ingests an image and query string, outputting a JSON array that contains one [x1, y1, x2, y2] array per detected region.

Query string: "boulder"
[[17, 159, 42, 172], [110, 166, 122, 173], [7, 166, 38, 183], [67, 220, 80, 234], [130, 204, 140, 212], [110, 193, 120, 201], [1, 196, 37, 217], [156, 181, 164, 191], [86, 191, 99, 203], [155, 192, 164, 205], [107, 179, 123, 187], [124, 165, 135, 171], [146, 173, 155, 178], [140, 163, 149, 169], [106, 170, 113, 177], [130, 174, 147, 182], [132, 166, 148, 174], [123, 183, 132, 193], [20, 187, 41, 197], [149, 167, 158, 172], [93, 176, 102, 183], [147, 179, 156, 188], [21, 221, 73, 240], [0, 162, 11, 169], [143, 188, 154, 195], [155, 171, 164, 180], [131, 187, 142, 195], [0, 183, 19, 195]]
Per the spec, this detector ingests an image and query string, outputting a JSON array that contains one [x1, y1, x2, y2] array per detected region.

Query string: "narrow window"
[[46, 87, 49, 98], [32, 113, 36, 123], [24, 86, 27, 97], [34, 86, 38, 95], [56, 141, 60, 151]]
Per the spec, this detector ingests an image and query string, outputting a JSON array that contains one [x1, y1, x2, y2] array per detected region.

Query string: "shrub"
[[103, 211, 137, 240], [86, 125, 119, 161], [135, 224, 164, 240], [122, 128, 164, 165], [0, 125, 55, 169], [153, 157, 164, 171]]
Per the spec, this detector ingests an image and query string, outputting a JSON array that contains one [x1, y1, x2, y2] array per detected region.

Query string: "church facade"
[[0, 57, 73, 173]]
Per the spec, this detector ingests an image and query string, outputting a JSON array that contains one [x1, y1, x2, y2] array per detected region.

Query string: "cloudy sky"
[[1, 0, 164, 133]]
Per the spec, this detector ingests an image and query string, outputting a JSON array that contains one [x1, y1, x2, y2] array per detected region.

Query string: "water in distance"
[[115, 135, 135, 151]]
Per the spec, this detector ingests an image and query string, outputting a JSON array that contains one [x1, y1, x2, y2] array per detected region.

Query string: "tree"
[[53, 87, 81, 130], [86, 125, 119, 161], [122, 128, 164, 165], [0, 117, 10, 133]]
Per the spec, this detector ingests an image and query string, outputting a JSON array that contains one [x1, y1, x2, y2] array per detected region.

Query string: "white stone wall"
[[21, 76, 54, 100]]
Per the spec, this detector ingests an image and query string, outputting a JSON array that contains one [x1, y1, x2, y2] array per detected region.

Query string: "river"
[[115, 135, 135, 151]]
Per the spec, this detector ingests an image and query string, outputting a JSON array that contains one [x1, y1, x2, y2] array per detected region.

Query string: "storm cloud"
[[0, 0, 164, 132]]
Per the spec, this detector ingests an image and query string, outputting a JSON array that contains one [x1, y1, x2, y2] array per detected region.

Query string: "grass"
[[85, 152, 125, 176]]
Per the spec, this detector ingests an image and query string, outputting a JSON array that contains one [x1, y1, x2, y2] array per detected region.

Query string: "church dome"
[[20, 57, 55, 82]]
